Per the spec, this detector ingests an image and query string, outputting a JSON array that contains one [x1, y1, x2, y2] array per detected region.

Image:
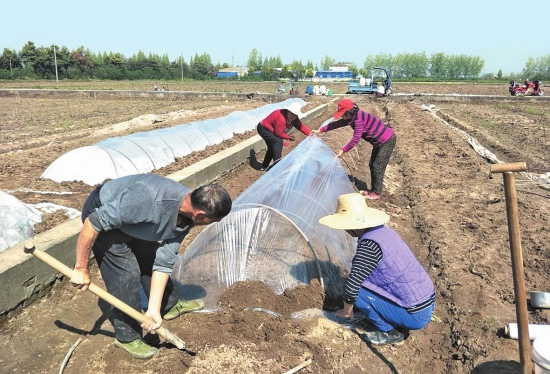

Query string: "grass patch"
[[524, 107, 546, 115], [482, 119, 500, 128], [484, 316, 496, 328], [497, 103, 516, 111], [498, 102, 546, 116], [55, 121, 72, 129]]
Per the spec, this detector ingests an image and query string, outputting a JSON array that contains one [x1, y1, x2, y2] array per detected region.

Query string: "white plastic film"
[[40, 99, 307, 185], [0, 191, 42, 252]]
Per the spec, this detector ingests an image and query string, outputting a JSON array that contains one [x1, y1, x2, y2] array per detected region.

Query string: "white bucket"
[[359, 77, 366, 86], [533, 335, 550, 374], [365, 78, 371, 86], [507, 323, 550, 340], [377, 85, 385, 94]]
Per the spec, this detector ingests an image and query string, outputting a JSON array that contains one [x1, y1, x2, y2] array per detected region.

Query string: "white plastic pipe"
[[506, 323, 550, 341]]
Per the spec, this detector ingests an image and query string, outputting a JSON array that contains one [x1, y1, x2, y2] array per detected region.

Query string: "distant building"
[[329, 63, 353, 72], [313, 71, 353, 79], [313, 63, 354, 80], [216, 67, 248, 79]]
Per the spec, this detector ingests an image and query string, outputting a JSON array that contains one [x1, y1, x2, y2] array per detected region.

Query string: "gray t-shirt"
[[88, 174, 193, 274]]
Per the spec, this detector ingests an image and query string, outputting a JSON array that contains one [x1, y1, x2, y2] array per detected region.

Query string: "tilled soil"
[[0, 83, 549, 373]]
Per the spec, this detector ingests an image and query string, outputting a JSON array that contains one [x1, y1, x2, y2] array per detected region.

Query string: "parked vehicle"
[[509, 79, 544, 96], [347, 67, 391, 97]]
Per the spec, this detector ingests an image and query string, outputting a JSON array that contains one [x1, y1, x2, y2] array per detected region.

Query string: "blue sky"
[[2, 0, 549, 76]]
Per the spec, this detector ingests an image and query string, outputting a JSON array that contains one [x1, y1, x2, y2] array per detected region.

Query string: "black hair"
[[345, 104, 359, 117], [190, 184, 232, 220]]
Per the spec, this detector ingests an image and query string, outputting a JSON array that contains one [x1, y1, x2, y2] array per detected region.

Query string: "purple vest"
[[360, 225, 434, 307]]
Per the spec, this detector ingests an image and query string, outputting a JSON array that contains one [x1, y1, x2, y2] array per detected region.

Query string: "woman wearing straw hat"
[[311, 99, 396, 200], [319, 193, 435, 345], [256, 102, 311, 171]]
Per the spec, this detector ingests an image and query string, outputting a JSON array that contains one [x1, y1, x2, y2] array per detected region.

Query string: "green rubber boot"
[[114, 338, 158, 359], [163, 299, 204, 321]]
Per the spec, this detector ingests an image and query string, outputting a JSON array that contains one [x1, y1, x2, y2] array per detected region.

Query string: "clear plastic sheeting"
[[172, 206, 320, 310], [0, 191, 42, 252], [172, 136, 357, 310], [219, 111, 255, 134], [40, 98, 306, 185]]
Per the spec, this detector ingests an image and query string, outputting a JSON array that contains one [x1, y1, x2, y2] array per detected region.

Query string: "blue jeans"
[[354, 287, 434, 332]]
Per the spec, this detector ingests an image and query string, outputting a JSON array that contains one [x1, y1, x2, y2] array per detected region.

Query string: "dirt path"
[[1, 86, 549, 373]]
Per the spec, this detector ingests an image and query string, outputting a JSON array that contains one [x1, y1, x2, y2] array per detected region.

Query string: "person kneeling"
[[319, 193, 435, 345]]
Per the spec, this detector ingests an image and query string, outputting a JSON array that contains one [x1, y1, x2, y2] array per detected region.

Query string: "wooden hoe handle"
[[488, 162, 532, 374], [24, 241, 190, 352]]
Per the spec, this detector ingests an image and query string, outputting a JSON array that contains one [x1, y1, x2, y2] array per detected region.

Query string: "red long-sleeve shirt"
[[260, 109, 311, 139]]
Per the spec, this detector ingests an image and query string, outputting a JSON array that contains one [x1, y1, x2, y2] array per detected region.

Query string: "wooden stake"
[[283, 358, 312, 374], [490, 163, 532, 374]]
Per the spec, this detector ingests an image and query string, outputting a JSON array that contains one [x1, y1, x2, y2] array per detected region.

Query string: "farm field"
[[0, 81, 549, 373], [0, 79, 508, 95]]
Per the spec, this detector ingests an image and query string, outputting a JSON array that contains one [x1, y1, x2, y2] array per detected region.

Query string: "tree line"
[[0, 42, 548, 81]]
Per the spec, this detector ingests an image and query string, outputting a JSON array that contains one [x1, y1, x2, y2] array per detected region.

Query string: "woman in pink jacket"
[[312, 99, 396, 200]]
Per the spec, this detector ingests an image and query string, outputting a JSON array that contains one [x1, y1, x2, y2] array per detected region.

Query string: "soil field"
[[0, 81, 549, 374], [0, 79, 508, 95]]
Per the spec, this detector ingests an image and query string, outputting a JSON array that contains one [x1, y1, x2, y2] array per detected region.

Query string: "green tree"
[[364, 53, 393, 76], [0, 48, 21, 71], [464, 55, 484, 78], [247, 48, 260, 70], [402, 52, 428, 78], [429, 52, 447, 79], [190, 52, 215, 78], [346, 63, 359, 78], [523, 55, 550, 80], [280, 65, 293, 79], [32, 46, 57, 77], [54, 45, 72, 74], [104, 52, 125, 68], [20, 41, 38, 69], [320, 55, 335, 70], [289, 60, 305, 79], [497, 69, 503, 79], [70, 46, 94, 73]]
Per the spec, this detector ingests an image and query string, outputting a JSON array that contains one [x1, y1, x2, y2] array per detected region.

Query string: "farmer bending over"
[[319, 193, 435, 345], [257, 102, 311, 171], [311, 99, 396, 200], [71, 174, 232, 358]]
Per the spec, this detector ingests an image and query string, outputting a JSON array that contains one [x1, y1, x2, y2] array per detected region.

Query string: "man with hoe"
[[70, 174, 232, 358]]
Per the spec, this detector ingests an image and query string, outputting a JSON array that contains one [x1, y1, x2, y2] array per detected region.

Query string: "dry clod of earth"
[[0, 81, 549, 373]]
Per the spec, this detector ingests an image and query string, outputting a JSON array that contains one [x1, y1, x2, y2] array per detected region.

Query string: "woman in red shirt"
[[256, 102, 311, 170]]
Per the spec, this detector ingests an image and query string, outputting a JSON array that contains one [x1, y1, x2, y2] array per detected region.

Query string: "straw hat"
[[319, 193, 390, 230], [285, 102, 305, 118]]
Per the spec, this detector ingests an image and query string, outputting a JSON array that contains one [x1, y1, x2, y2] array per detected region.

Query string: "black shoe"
[[360, 329, 404, 345]]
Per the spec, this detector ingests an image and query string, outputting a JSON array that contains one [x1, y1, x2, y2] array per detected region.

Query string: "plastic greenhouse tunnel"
[[171, 136, 357, 311], [0, 191, 42, 252], [40, 98, 307, 185]]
